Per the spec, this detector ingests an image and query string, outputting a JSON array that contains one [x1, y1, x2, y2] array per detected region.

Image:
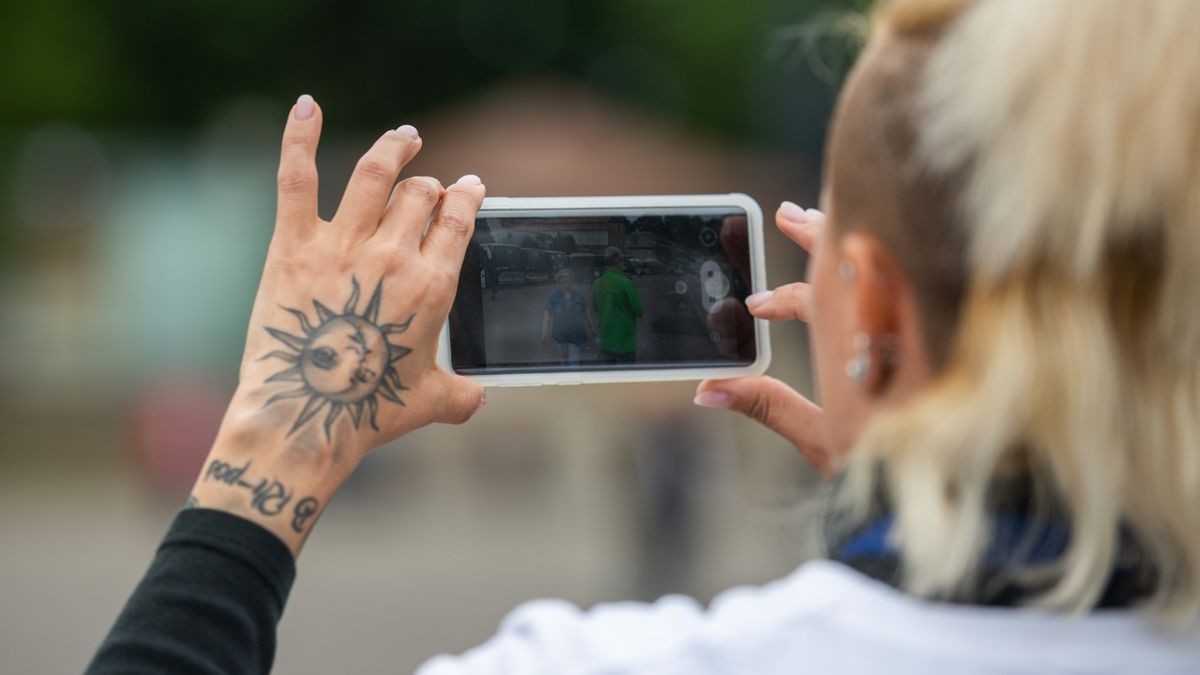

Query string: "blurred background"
[[0, 0, 863, 672]]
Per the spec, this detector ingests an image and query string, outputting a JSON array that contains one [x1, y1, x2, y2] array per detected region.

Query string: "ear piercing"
[[845, 332, 872, 383], [838, 261, 857, 281], [845, 332, 898, 384]]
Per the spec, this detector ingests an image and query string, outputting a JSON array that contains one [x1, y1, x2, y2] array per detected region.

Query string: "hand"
[[189, 95, 487, 554], [694, 203, 836, 477]]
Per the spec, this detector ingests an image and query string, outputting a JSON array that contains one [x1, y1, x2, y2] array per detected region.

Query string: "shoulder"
[[414, 562, 895, 673], [417, 561, 1200, 674]]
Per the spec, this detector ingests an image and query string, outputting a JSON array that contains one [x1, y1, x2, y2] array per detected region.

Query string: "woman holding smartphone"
[[87, 0, 1200, 672]]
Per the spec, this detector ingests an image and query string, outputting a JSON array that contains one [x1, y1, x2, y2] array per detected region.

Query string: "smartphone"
[[437, 194, 770, 386]]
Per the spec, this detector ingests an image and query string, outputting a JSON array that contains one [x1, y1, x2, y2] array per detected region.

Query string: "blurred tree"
[[0, 0, 865, 260], [0, 0, 859, 147]]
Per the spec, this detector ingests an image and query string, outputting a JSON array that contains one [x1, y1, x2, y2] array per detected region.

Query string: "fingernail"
[[745, 290, 773, 309], [694, 391, 733, 408], [780, 201, 809, 224], [455, 174, 482, 186], [475, 392, 488, 414], [396, 124, 419, 138], [805, 208, 824, 221], [294, 94, 315, 121]]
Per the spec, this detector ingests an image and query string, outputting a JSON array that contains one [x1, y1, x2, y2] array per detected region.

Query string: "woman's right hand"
[[693, 203, 835, 476]]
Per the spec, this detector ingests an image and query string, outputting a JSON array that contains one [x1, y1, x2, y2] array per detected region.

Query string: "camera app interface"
[[448, 206, 757, 374]]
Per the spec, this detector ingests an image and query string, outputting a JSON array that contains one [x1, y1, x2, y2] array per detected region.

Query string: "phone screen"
[[448, 205, 757, 375]]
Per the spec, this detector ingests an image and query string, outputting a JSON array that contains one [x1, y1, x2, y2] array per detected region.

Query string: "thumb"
[[694, 376, 834, 476], [432, 371, 486, 425]]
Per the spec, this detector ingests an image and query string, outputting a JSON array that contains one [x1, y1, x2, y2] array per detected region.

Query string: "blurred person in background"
[[86, 0, 1200, 673], [592, 246, 645, 364], [483, 246, 500, 301], [541, 267, 594, 366]]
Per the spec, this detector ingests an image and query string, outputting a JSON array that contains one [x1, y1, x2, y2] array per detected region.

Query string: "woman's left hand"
[[694, 203, 834, 476]]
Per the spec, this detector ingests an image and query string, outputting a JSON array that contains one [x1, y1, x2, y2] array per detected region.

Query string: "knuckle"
[[277, 166, 316, 194], [747, 393, 773, 426], [281, 134, 311, 152], [400, 177, 440, 201], [355, 155, 397, 184], [436, 209, 472, 241]]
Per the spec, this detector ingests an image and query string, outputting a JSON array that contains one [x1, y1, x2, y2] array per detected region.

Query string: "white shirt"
[[418, 560, 1200, 674]]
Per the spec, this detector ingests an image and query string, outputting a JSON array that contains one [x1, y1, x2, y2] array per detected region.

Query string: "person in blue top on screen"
[[541, 267, 595, 366]]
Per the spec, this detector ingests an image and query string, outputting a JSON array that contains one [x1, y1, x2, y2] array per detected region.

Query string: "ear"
[[840, 232, 904, 394]]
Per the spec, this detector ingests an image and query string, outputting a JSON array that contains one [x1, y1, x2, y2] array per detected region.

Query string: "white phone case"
[[437, 193, 771, 387]]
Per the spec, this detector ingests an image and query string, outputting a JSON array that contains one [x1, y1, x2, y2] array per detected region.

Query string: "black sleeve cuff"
[[161, 508, 297, 608]]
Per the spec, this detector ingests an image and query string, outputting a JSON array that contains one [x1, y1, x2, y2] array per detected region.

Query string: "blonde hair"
[[837, 0, 1200, 618]]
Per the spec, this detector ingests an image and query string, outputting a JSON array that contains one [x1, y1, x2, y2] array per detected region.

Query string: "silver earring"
[[845, 332, 871, 383]]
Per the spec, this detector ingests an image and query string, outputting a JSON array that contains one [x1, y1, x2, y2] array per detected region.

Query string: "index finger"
[[746, 281, 811, 322], [276, 94, 324, 237], [776, 202, 824, 254]]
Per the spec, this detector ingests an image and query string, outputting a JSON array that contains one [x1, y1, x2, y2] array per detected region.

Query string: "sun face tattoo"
[[259, 278, 415, 440]]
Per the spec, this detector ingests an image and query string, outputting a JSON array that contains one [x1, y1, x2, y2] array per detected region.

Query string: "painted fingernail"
[[294, 94, 315, 121], [805, 208, 824, 221], [455, 174, 482, 186], [746, 290, 774, 309], [396, 124, 419, 138], [476, 392, 488, 413], [780, 201, 808, 223], [694, 391, 733, 408]]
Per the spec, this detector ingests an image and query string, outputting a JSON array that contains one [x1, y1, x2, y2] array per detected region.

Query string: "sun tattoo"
[[259, 277, 414, 441]]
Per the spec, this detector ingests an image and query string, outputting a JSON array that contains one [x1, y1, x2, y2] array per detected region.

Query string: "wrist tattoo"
[[204, 458, 300, 518], [183, 495, 199, 510], [259, 276, 415, 441], [292, 497, 320, 533]]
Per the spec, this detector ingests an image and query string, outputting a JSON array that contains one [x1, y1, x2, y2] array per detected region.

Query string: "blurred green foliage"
[[0, 0, 866, 264], [0, 0, 862, 145]]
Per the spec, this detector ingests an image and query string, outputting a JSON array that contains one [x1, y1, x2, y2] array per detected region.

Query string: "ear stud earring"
[[845, 332, 871, 383], [844, 332, 898, 384], [838, 261, 857, 281]]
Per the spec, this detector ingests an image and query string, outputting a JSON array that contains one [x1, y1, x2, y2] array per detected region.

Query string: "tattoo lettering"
[[259, 277, 415, 441], [246, 477, 292, 516], [206, 459, 253, 485], [203, 459, 293, 517], [292, 497, 320, 533]]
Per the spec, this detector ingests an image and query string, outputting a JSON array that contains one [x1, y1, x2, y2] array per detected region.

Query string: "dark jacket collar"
[[823, 474, 1158, 609]]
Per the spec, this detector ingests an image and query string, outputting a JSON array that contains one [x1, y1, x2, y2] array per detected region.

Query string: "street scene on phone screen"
[[469, 211, 755, 370]]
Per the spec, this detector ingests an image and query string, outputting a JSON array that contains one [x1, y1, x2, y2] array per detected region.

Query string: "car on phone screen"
[[482, 243, 527, 287], [521, 248, 553, 284], [630, 258, 668, 276]]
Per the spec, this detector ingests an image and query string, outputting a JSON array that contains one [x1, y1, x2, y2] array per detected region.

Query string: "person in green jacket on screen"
[[591, 246, 644, 364]]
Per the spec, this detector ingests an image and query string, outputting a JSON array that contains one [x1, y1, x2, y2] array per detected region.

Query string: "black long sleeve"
[[85, 508, 296, 675]]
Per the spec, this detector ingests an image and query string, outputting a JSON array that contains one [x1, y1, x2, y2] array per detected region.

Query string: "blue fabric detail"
[[837, 514, 1070, 567]]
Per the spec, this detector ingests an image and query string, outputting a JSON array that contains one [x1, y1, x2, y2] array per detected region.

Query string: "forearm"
[[85, 508, 296, 675]]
